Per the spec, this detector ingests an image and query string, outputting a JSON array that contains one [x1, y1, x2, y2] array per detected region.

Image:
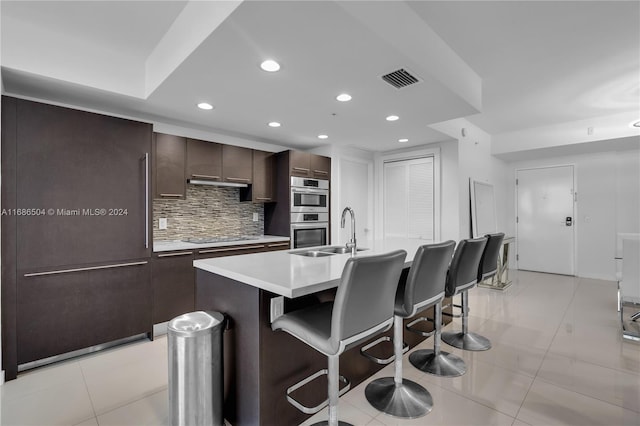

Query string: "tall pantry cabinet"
[[1, 97, 153, 379]]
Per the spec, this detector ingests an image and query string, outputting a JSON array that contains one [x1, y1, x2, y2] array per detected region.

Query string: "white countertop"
[[153, 235, 290, 252], [194, 238, 440, 298]]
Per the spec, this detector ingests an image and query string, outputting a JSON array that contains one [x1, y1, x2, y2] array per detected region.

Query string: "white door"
[[516, 165, 575, 275], [339, 158, 372, 245]]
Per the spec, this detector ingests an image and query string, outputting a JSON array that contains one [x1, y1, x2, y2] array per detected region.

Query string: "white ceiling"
[[2, 1, 639, 153]]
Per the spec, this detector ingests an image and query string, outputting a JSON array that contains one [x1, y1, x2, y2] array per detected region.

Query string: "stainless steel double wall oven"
[[290, 177, 329, 248]]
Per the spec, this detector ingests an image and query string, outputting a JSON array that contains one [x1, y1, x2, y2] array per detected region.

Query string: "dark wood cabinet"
[[241, 150, 275, 203], [17, 262, 151, 364], [152, 251, 195, 324], [222, 145, 253, 184], [195, 242, 277, 259], [154, 133, 186, 199], [2, 96, 153, 380], [290, 150, 312, 177], [186, 138, 222, 182], [15, 99, 152, 271], [310, 154, 331, 180], [288, 150, 331, 180]]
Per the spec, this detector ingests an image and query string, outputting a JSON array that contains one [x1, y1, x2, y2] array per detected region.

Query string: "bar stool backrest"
[[398, 241, 456, 317], [331, 250, 407, 351], [478, 233, 505, 281], [445, 238, 487, 297]]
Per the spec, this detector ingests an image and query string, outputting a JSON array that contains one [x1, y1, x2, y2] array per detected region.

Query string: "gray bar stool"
[[364, 241, 456, 418], [478, 233, 506, 284], [441, 237, 491, 351], [271, 250, 407, 426], [408, 239, 487, 377]]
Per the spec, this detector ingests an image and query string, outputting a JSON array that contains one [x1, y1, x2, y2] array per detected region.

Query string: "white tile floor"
[[2, 270, 639, 426]]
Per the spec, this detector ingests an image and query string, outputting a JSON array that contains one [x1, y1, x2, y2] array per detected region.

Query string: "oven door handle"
[[291, 187, 328, 195]]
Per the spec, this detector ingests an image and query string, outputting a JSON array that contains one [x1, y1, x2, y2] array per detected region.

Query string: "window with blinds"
[[383, 157, 434, 240]]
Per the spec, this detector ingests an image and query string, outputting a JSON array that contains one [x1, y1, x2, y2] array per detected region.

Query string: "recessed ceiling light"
[[336, 93, 352, 102], [268, 121, 281, 128], [398, 138, 408, 143], [386, 115, 399, 121], [260, 59, 280, 72], [318, 134, 328, 139], [197, 102, 213, 110]]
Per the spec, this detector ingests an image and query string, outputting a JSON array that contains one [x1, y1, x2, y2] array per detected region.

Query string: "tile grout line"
[[78, 363, 100, 426]]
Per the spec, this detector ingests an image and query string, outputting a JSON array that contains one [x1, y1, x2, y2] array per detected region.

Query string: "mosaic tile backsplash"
[[153, 185, 264, 241]]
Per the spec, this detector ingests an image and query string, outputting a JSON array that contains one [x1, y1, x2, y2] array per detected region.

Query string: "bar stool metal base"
[[364, 377, 432, 418], [409, 349, 466, 377], [310, 422, 353, 426], [441, 330, 491, 351]]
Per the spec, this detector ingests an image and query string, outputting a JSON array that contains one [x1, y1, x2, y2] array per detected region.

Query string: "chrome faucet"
[[341, 207, 357, 256]]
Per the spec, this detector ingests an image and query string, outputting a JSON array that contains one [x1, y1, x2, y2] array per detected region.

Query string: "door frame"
[[515, 164, 578, 275]]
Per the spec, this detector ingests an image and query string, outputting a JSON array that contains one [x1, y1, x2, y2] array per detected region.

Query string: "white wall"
[[453, 126, 510, 240], [506, 148, 640, 280]]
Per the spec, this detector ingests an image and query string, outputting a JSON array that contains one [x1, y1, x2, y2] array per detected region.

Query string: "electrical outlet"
[[159, 218, 168, 230], [270, 296, 284, 322], [253, 212, 259, 222]]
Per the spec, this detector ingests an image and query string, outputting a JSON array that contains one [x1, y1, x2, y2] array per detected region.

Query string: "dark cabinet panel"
[[154, 133, 186, 199], [17, 262, 151, 364], [222, 145, 252, 184], [289, 150, 311, 177], [15, 99, 151, 271], [241, 150, 275, 203], [310, 154, 331, 180], [186, 138, 222, 181], [152, 251, 195, 324], [288, 150, 331, 180]]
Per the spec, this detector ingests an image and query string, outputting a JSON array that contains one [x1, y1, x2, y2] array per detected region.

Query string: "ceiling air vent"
[[381, 68, 420, 89]]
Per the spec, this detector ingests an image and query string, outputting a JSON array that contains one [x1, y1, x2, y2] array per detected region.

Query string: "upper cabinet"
[[185, 139, 252, 184], [310, 154, 331, 180], [154, 133, 186, 199], [241, 150, 275, 203], [222, 145, 252, 184], [289, 150, 331, 180], [186, 138, 223, 182]]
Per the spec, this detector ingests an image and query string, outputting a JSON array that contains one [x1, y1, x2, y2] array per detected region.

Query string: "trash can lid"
[[168, 311, 225, 336]]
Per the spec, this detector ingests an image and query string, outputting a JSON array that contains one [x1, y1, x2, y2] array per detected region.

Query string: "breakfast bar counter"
[[194, 238, 451, 426]]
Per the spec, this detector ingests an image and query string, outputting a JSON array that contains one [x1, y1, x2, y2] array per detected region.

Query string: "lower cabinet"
[[17, 261, 151, 365], [152, 251, 195, 324], [152, 242, 290, 324]]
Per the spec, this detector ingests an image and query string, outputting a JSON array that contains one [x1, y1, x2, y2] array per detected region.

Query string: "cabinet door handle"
[[256, 197, 272, 201], [268, 242, 290, 248], [226, 177, 250, 182], [160, 193, 183, 198], [157, 251, 194, 258], [192, 174, 220, 180], [144, 153, 149, 249], [313, 170, 328, 175], [292, 167, 310, 172], [24, 261, 148, 277], [198, 244, 265, 254]]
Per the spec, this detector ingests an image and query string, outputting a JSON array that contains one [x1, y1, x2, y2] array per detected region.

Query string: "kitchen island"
[[194, 238, 452, 426]]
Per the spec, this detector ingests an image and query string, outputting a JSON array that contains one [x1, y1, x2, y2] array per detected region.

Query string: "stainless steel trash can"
[[168, 311, 225, 426]]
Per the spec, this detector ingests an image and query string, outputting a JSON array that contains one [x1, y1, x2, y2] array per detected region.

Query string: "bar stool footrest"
[[286, 369, 351, 414], [360, 336, 408, 365], [405, 316, 437, 337]]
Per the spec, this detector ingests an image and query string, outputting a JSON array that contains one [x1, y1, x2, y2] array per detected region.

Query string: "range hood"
[[187, 179, 248, 188]]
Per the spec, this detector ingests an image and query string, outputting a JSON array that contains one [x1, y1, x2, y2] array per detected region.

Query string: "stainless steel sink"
[[292, 250, 336, 257], [319, 246, 368, 254]]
